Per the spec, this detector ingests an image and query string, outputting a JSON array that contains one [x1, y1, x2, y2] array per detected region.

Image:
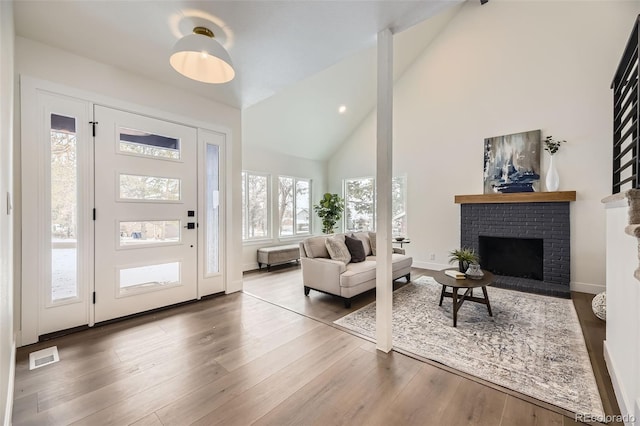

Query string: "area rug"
[[334, 276, 605, 418]]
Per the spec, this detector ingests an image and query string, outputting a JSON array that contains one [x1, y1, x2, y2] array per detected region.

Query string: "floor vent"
[[29, 346, 60, 370]]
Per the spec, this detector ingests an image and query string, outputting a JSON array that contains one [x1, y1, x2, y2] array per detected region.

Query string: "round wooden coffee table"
[[433, 268, 494, 327]]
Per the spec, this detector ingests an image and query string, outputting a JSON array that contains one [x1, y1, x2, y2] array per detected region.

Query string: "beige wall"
[[0, 1, 14, 423], [328, 0, 640, 293], [241, 145, 326, 271]]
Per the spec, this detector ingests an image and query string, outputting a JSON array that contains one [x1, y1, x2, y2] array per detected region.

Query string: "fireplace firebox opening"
[[479, 236, 543, 281]]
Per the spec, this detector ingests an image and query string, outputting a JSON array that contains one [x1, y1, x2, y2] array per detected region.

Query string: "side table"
[[392, 239, 411, 249], [432, 268, 494, 327]]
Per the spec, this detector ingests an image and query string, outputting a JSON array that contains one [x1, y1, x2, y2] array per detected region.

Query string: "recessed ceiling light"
[[338, 105, 347, 114]]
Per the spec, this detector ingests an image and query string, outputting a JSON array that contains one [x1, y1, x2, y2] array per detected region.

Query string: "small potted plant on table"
[[448, 248, 480, 273]]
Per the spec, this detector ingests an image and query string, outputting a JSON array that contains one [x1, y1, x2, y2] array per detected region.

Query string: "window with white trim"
[[343, 176, 407, 236], [344, 177, 375, 232], [278, 176, 311, 237], [391, 175, 408, 237], [242, 172, 270, 240]]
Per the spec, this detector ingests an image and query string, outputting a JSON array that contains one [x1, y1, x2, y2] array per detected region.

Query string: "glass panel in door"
[[119, 174, 181, 201], [118, 261, 182, 296], [119, 127, 180, 160], [50, 113, 79, 303], [119, 220, 181, 247], [206, 144, 219, 275], [197, 130, 225, 296]]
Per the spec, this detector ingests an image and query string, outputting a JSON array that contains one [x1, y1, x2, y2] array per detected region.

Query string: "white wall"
[[604, 197, 640, 425], [13, 36, 244, 339], [328, 1, 640, 293], [0, 2, 14, 424], [241, 145, 326, 271]]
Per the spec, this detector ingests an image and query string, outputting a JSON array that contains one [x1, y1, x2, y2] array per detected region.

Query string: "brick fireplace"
[[456, 192, 576, 298]]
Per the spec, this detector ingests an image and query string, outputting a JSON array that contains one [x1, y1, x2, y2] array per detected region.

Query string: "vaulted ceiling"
[[243, 4, 463, 161], [14, 0, 465, 160]]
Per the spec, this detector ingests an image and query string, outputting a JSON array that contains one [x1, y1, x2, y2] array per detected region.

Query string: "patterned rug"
[[334, 276, 604, 418]]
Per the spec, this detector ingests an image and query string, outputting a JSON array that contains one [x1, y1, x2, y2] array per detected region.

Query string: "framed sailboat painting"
[[483, 130, 541, 194]]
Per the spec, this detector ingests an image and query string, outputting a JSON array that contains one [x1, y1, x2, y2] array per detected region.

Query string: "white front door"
[[93, 106, 198, 322], [21, 80, 228, 344]]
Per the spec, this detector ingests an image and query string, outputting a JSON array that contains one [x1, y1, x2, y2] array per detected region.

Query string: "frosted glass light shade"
[[170, 33, 235, 84]]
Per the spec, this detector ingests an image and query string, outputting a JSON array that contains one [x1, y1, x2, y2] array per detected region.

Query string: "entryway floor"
[[243, 265, 621, 424]]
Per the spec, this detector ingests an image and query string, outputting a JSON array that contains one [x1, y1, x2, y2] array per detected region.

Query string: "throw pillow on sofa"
[[352, 232, 372, 256], [303, 235, 330, 258], [345, 234, 366, 263], [368, 232, 377, 256], [325, 235, 351, 264]]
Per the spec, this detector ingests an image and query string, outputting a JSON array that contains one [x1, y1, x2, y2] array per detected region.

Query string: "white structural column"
[[375, 28, 393, 353]]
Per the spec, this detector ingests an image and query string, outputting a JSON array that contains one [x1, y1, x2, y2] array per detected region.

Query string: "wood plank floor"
[[244, 265, 621, 425], [11, 266, 614, 425]]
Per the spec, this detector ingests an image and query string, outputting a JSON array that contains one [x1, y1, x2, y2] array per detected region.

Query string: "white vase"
[[546, 155, 559, 192]]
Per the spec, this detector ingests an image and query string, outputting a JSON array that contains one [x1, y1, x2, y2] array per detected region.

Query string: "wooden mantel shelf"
[[455, 191, 577, 204]]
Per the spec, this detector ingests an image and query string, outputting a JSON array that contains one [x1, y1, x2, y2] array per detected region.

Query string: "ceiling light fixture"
[[170, 26, 235, 84], [338, 105, 347, 114]]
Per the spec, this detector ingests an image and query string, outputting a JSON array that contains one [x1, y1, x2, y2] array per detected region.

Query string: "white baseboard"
[[413, 263, 605, 295], [242, 262, 259, 272], [570, 281, 605, 295], [412, 261, 450, 271], [226, 279, 243, 294], [604, 341, 634, 425], [267, 258, 605, 296], [3, 340, 15, 426]]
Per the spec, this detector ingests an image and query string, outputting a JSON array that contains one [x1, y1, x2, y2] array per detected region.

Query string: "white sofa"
[[299, 232, 413, 308]]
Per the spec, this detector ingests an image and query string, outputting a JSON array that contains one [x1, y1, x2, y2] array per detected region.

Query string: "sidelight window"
[[50, 113, 79, 302]]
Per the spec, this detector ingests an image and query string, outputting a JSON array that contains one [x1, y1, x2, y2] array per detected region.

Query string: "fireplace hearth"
[[456, 192, 575, 298]]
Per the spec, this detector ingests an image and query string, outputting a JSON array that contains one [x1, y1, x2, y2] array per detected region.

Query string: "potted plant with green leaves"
[[313, 193, 345, 234], [448, 248, 480, 273]]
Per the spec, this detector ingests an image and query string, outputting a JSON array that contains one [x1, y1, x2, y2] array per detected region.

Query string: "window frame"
[[241, 171, 272, 241], [277, 175, 312, 238], [343, 175, 407, 235], [391, 175, 408, 237], [343, 176, 376, 232]]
